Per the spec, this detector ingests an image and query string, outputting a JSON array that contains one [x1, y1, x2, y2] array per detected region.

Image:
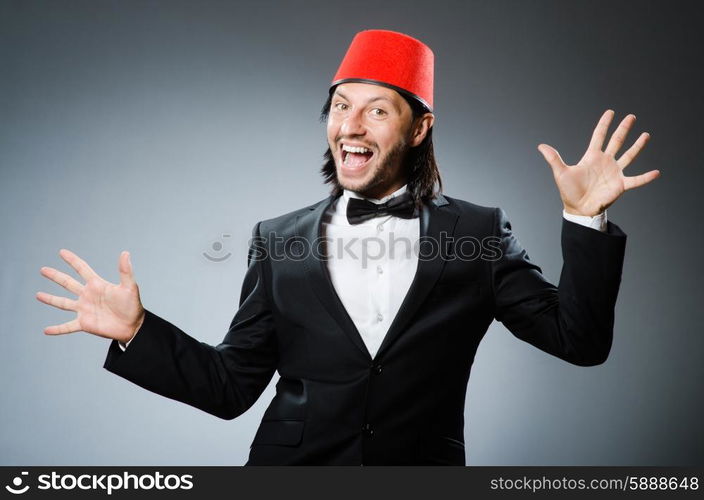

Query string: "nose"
[[340, 108, 366, 137]]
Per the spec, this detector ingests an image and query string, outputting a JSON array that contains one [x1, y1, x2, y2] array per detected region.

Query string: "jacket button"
[[362, 423, 374, 437], [372, 364, 383, 374]]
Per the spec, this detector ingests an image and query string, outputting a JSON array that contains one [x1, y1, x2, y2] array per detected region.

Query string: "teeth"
[[342, 144, 371, 154]]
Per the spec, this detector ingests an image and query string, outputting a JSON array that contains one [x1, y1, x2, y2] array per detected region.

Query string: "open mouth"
[[341, 144, 374, 171]]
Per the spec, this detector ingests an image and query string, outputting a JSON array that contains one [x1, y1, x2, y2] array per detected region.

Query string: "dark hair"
[[319, 87, 443, 209]]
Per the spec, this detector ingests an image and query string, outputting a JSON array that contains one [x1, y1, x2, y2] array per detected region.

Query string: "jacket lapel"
[[296, 194, 372, 360], [295, 193, 458, 362], [375, 194, 458, 359]]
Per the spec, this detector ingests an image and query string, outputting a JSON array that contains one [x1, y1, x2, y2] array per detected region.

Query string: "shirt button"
[[377, 223, 384, 232], [376, 313, 383, 322], [377, 265, 383, 274], [362, 423, 374, 437]]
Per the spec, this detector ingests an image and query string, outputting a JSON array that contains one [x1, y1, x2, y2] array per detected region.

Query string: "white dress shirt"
[[321, 184, 420, 358], [119, 187, 606, 353]]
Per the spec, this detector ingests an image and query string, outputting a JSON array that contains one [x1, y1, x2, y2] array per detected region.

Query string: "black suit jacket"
[[104, 193, 627, 465]]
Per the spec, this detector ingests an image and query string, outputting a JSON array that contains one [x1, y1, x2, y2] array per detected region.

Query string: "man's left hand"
[[537, 109, 660, 217]]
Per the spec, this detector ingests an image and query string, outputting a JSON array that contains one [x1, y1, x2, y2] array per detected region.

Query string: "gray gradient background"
[[1, 0, 702, 465]]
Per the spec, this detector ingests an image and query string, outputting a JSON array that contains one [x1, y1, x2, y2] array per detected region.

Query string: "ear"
[[409, 112, 435, 147]]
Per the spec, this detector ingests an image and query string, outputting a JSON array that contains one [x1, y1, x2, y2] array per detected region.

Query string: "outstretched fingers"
[[59, 248, 99, 282], [588, 109, 615, 152], [118, 251, 136, 288], [605, 114, 636, 156], [43, 318, 81, 335], [36, 291, 77, 312], [537, 144, 567, 178], [617, 132, 651, 169], [40, 266, 84, 295], [624, 169, 660, 191]]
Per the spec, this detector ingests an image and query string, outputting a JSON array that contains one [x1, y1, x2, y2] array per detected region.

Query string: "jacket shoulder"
[[441, 194, 497, 219], [438, 194, 502, 238], [255, 196, 332, 235]]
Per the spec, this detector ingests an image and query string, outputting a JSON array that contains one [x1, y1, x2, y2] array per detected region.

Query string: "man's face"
[[326, 82, 419, 199]]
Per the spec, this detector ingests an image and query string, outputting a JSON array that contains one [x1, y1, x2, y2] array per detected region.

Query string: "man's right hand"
[[36, 249, 145, 344]]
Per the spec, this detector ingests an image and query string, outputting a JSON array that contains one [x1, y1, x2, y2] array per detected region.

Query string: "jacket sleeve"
[[103, 221, 278, 419], [490, 207, 627, 366]]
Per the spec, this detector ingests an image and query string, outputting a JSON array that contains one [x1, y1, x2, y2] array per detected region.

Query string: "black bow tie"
[[346, 191, 418, 225]]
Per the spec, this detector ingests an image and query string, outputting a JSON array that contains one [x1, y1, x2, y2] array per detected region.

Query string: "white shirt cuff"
[[118, 336, 134, 352], [563, 209, 607, 232]]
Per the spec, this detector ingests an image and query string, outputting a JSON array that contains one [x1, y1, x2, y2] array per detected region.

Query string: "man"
[[36, 30, 659, 465]]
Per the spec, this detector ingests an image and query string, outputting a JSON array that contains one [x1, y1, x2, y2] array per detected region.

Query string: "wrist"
[[563, 205, 604, 217], [127, 309, 145, 342]]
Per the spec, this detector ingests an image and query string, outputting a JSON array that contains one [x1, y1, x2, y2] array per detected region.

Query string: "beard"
[[332, 137, 409, 199]]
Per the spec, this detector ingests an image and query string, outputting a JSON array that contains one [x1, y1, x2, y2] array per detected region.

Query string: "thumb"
[[119, 250, 136, 288], [537, 143, 566, 178]]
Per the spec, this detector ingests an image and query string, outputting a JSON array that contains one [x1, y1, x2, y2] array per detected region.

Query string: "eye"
[[370, 108, 387, 117], [334, 102, 348, 111]]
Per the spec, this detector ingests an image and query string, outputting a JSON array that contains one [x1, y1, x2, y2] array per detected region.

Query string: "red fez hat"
[[331, 29, 434, 112]]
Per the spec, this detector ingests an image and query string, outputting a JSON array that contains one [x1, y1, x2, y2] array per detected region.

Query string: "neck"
[[353, 180, 407, 201]]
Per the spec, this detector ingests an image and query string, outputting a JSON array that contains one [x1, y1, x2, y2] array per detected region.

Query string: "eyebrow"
[[333, 90, 401, 113]]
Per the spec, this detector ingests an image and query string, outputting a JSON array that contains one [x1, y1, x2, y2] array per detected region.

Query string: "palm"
[[37, 249, 145, 343], [75, 276, 142, 340], [538, 110, 660, 216], [555, 149, 625, 215]]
